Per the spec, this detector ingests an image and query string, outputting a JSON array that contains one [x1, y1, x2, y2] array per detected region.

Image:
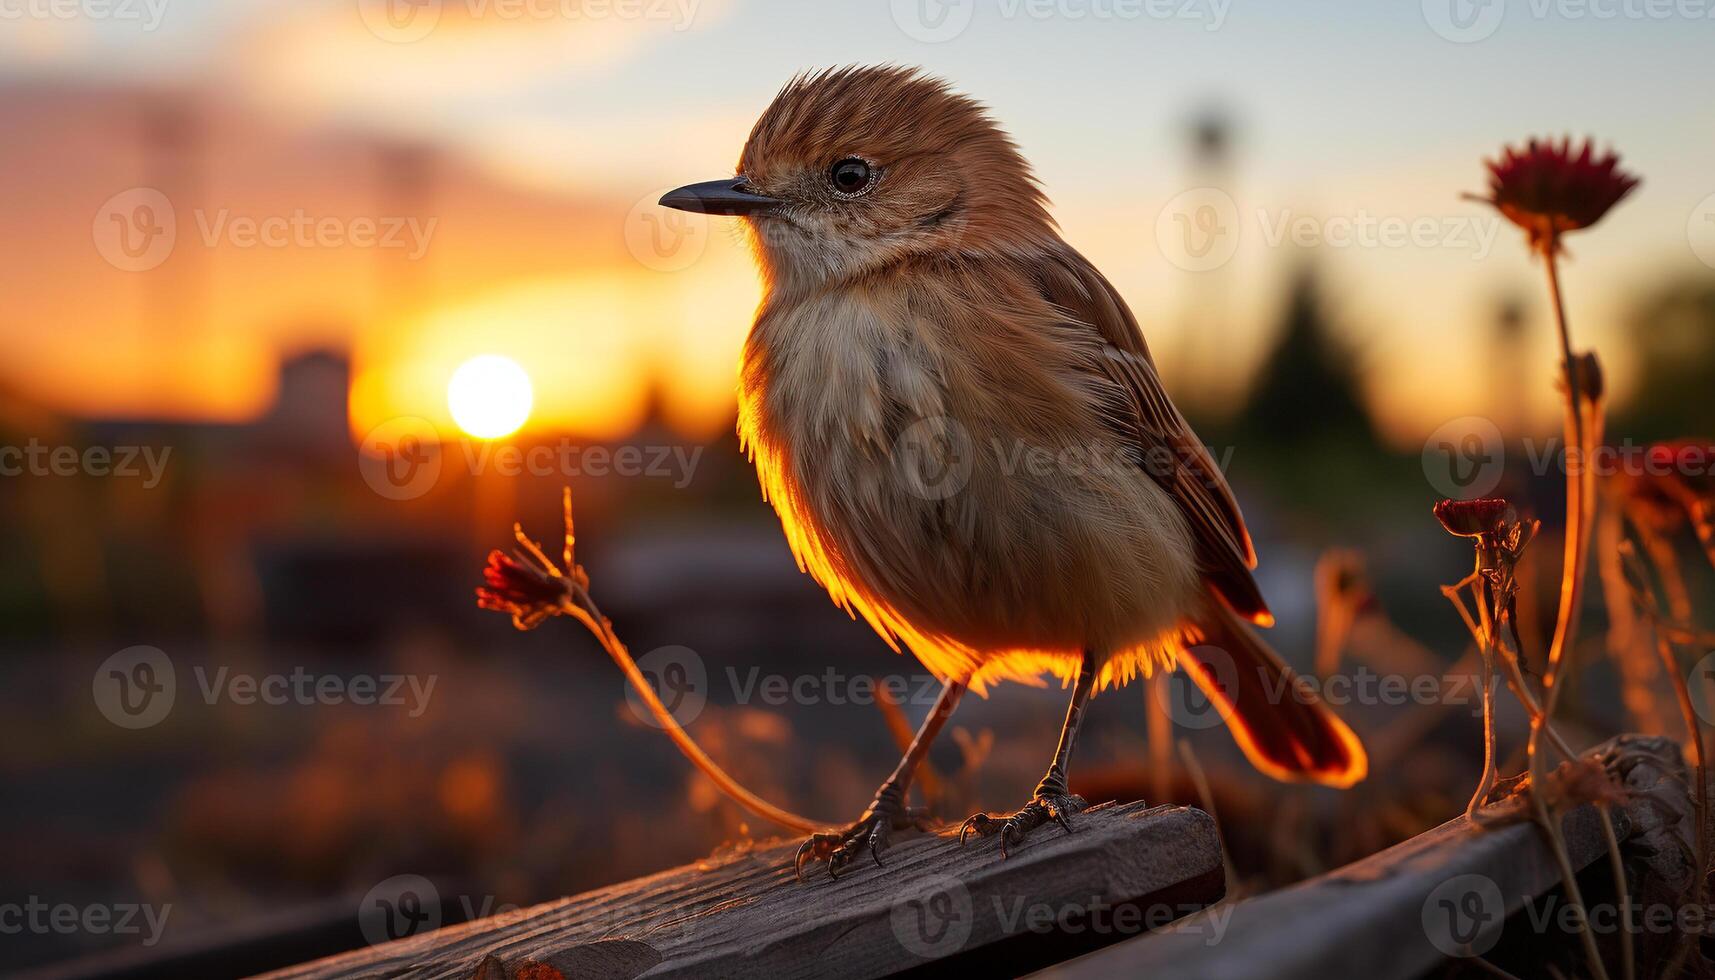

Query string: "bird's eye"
[[828, 158, 876, 197]]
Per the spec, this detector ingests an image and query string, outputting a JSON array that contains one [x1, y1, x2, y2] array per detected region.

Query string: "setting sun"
[[448, 355, 533, 439]]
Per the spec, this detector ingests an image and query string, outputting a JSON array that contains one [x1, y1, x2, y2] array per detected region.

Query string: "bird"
[[657, 66, 1367, 878]]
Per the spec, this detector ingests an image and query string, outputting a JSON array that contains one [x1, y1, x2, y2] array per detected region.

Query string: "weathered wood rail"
[[1040, 735, 1695, 980], [261, 801, 1224, 979], [35, 738, 1690, 979]]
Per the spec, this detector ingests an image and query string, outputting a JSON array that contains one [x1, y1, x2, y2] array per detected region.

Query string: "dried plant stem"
[[1441, 575, 1577, 765], [1524, 246, 1613, 980], [1468, 583, 1502, 819], [1148, 675, 1173, 803], [1539, 249, 1594, 724], [1177, 739, 1238, 898], [1525, 776, 1610, 980], [1617, 541, 1709, 975], [552, 585, 832, 835], [1597, 804, 1632, 980], [503, 508, 834, 837], [1653, 627, 1709, 905]]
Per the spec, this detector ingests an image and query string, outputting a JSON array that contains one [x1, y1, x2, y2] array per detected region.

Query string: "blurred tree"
[[1615, 276, 1715, 440], [1231, 264, 1378, 449]]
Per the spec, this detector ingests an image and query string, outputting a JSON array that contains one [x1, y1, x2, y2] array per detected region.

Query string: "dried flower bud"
[[1549, 757, 1627, 809], [1433, 498, 1515, 538], [1570, 352, 1603, 403], [476, 549, 571, 629]]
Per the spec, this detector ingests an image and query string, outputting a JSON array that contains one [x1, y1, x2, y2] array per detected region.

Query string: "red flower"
[[1434, 498, 1515, 538], [1623, 440, 1715, 532], [1471, 137, 1639, 255]]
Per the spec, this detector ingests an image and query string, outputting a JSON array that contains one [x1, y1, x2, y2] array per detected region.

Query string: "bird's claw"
[[958, 793, 1086, 857], [793, 801, 928, 882]]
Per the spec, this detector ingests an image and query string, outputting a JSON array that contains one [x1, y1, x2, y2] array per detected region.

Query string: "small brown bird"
[[660, 66, 1367, 877]]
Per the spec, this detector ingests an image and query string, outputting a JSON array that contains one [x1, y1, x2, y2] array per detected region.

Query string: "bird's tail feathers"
[[1175, 604, 1368, 788]]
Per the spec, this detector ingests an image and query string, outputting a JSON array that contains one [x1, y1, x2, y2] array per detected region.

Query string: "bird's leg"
[[796, 678, 965, 881], [960, 648, 1097, 857]]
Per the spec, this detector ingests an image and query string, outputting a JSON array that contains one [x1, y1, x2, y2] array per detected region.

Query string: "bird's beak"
[[658, 178, 781, 216]]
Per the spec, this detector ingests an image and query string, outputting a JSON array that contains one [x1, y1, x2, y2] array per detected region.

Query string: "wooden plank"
[[1037, 735, 1695, 980], [263, 801, 1224, 979]]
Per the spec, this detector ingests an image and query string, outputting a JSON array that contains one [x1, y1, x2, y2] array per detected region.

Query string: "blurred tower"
[[374, 140, 437, 320], [1173, 105, 1236, 422], [1490, 295, 1529, 438], [139, 92, 205, 400]]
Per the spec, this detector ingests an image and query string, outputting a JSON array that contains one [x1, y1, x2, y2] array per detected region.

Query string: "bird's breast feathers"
[[737, 263, 1204, 690]]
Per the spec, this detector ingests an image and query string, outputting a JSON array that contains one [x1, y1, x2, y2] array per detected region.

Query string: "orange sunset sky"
[[1, 1, 1711, 446]]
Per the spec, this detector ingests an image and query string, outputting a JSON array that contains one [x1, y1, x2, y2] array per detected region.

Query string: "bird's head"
[[660, 66, 1056, 291]]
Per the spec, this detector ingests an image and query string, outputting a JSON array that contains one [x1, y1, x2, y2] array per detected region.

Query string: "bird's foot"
[[794, 791, 928, 881], [957, 792, 1087, 857]]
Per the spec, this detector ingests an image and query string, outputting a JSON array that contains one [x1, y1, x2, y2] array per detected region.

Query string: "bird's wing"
[[1034, 247, 1273, 626]]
